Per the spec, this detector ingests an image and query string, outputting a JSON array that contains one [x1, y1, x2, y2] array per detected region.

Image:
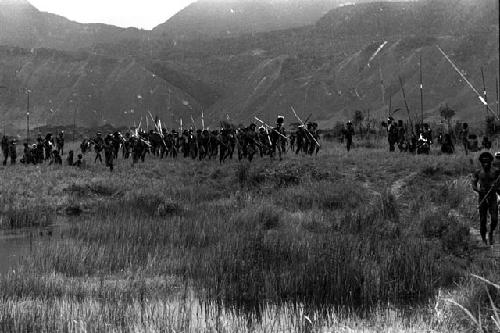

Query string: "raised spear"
[[419, 54, 424, 125], [398, 76, 414, 135], [496, 76, 499, 118], [437, 45, 498, 119], [480, 67, 490, 121], [254, 116, 287, 140], [290, 106, 320, 147]]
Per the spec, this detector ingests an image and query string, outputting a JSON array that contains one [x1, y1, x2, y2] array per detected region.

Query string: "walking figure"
[[342, 121, 355, 152], [472, 152, 499, 245]]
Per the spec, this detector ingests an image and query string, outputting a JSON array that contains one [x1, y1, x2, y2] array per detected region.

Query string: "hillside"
[[0, 0, 498, 130], [0, 0, 146, 51], [0, 46, 217, 132], [161, 0, 499, 127], [152, 0, 344, 40]]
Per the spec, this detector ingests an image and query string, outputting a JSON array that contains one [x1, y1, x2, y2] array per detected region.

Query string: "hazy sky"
[[29, 0, 196, 29]]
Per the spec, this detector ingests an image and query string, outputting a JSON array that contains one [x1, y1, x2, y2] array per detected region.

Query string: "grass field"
[[0, 140, 498, 332]]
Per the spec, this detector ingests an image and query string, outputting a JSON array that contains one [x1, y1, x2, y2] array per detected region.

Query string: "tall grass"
[[0, 141, 496, 331]]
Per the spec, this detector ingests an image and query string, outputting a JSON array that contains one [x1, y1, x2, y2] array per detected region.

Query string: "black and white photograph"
[[0, 0, 499, 331]]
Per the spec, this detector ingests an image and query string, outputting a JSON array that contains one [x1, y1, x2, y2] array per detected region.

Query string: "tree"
[[439, 103, 455, 132], [352, 110, 365, 135]]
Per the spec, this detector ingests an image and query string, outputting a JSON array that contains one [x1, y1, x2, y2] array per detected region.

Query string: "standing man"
[[472, 152, 499, 245], [56, 131, 65, 156], [342, 121, 355, 152], [104, 134, 114, 171], [1, 135, 9, 166], [93, 132, 104, 163], [461, 123, 470, 155], [387, 117, 398, 152]]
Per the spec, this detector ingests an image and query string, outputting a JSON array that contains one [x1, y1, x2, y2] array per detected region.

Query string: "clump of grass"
[[440, 274, 500, 332], [237, 162, 251, 187], [232, 203, 283, 231], [277, 180, 367, 211], [0, 207, 54, 229], [121, 191, 183, 217], [420, 209, 470, 254], [64, 181, 121, 197]]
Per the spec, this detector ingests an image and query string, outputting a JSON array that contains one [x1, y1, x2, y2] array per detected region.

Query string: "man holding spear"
[[472, 152, 499, 245]]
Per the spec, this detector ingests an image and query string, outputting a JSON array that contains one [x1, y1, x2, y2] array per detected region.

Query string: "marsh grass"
[[0, 206, 54, 229]]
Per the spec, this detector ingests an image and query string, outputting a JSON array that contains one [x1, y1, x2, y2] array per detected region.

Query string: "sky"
[[28, 0, 196, 29]]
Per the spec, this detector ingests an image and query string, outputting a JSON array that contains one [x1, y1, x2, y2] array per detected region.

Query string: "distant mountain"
[[0, 0, 146, 51], [169, 0, 498, 126], [152, 0, 344, 40], [316, 0, 499, 37], [0, 0, 498, 131], [0, 46, 217, 132]]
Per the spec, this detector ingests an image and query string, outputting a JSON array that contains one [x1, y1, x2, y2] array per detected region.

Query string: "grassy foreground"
[[0, 141, 498, 332]]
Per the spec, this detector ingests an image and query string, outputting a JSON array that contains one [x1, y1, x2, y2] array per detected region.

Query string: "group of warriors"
[[1, 131, 82, 167], [385, 117, 436, 154], [384, 117, 493, 155], [0, 116, 322, 171]]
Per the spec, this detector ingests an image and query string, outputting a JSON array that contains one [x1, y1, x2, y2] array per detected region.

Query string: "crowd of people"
[[382, 117, 494, 155], [2, 115, 498, 172], [0, 116, 322, 171]]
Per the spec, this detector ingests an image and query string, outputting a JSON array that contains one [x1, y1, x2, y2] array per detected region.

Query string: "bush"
[[278, 180, 366, 211], [232, 203, 283, 231], [420, 209, 470, 254]]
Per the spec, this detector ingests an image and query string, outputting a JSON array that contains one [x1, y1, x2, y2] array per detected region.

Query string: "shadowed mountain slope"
[[0, 46, 217, 131]]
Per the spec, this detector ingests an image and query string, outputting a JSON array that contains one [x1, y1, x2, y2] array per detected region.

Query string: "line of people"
[[1, 116, 322, 171]]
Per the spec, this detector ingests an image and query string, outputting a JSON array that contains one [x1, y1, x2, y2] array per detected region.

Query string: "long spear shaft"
[[437, 45, 498, 119], [201, 108, 205, 130], [419, 54, 424, 125], [481, 67, 488, 118], [379, 62, 385, 106], [73, 104, 77, 142], [496, 77, 499, 118], [26, 89, 30, 144], [289, 106, 320, 147], [303, 113, 313, 125], [388, 95, 392, 117], [254, 117, 287, 140], [399, 76, 414, 135]]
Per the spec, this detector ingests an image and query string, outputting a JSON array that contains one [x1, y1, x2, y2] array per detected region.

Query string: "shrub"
[[278, 180, 366, 211], [420, 209, 470, 254]]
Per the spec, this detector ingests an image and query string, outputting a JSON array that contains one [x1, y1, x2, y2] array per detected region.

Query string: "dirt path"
[[449, 209, 500, 259], [390, 172, 418, 199]]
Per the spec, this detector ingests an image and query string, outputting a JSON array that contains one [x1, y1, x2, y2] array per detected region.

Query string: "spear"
[[419, 54, 424, 125], [496, 76, 499, 118], [436, 45, 498, 119], [303, 113, 313, 125], [290, 106, 320, 147], [254, 116, 287, 140], [379, 62, 386, 106], [398, 76, 414, 135], [388, 95, 392, 117], [253, 117, 272, 145], [26, 88, 31, 144], [481, 67, 488, 118], [0, 86, 7, 136], [201, 108, 205, 130], [190, 115, 195, 129]]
